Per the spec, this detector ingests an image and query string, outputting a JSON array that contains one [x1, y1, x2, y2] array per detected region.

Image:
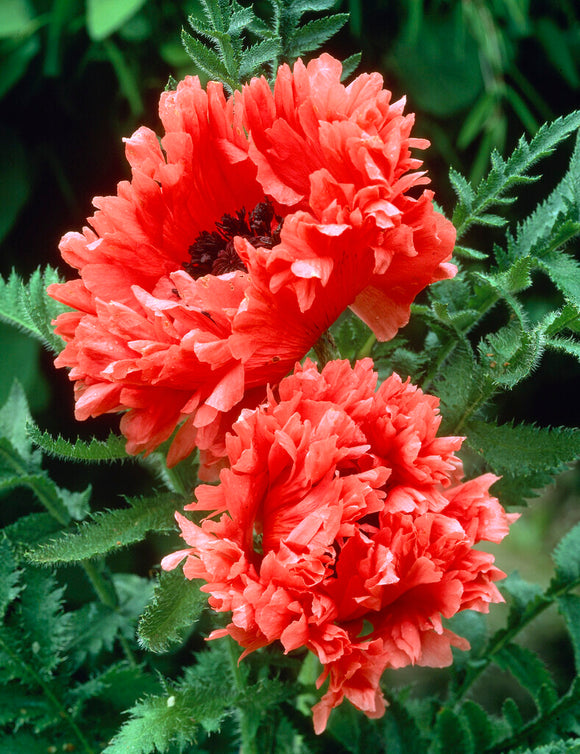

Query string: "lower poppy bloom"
[[162, 359, 517, 731], [49, 55, 455, 472]]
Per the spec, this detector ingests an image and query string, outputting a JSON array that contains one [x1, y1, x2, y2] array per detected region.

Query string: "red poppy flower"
[[162, 359, 516, 732], [49, 55, 455, 472]]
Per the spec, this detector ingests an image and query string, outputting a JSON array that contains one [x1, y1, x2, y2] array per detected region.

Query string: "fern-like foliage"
[[182, 0, 351, 91], [0, 382, 90, 524], [0, 267, 67, 354], [451, 111, 580, 238]]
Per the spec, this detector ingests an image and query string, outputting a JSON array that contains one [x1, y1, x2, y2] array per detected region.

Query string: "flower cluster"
[[162, 358, 516, 732], [51, 53, 516, 732], [49, 54, 455, 476]]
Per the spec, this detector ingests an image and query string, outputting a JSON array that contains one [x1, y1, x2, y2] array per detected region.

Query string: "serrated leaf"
[[138, 569, 207, 653], [66, 602, 128, 667], [480, 322, 545, 389], [552, 522, 580, 585], [288, 14, 348, 56], [103, 661, 234, 753], [538, 251, 580, 310], [453, 111, 580, 237], [181, 28, 230, 82], [558, 594, 580, 673], [0, 537, 21, 619], [69, 661, 161, 715], [380, 695, 428, 754], [495, 643, 557, 712], [0, 380, 33, 463], [459, 700, 494, 751], [238, 38, 282, 79], [502, 697, 523, 732], [341, 52, 361, 81], [27, 421, 129, 463], [0, 267, 67, 354], [15, 569, 72, 679], [433, 708, 474, 754], [465, 420, 580, 505], [26, 493, 179, 564], [501, 571, 544, 611]]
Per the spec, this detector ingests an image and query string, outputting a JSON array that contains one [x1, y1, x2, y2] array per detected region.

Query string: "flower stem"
[[227, 637, 258, 754]]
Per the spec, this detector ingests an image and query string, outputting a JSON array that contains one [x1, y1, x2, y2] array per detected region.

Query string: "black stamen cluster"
[[185, 199, 282, 279]]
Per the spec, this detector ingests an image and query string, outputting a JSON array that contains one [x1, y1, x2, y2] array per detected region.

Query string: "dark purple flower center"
[[185, 199, 282, 279]]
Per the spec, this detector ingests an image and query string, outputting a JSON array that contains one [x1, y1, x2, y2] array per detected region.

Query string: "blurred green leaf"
[[0, 35, 39, 98], [86, 0, 147, 41], [0, 127, 32, 242], [0, 0, 32, 38], [389, 11, 483, 117]]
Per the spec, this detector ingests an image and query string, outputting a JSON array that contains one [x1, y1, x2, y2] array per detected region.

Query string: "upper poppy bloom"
[[162, 359, 517, 732], [49, 54, 455, 473]]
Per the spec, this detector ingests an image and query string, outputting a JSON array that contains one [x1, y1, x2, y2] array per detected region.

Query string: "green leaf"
[[86, 0, 147, 41], [138, 569, 208, 653], [495, 643, 557, 712], [103, 658, 234, 753], [432, 708, 474, 754], [0, 126, 32, 244], [238, 38, 282, 79], [0, 0, 32, 37], [0, 732, 51, 754], [288, 14, 349, 56], [181, 28, 231, 85], [430, 342, 487, 432], [465, 420, 580, 506], [501, 697, 523, 733], [552, 522, 580, 585], [452, 111, 580, 237], [0, 537, 21, 619], [0, 267, 67, 354], [501, 571, 544, 612], [26, 493, 179, 564], [341, 52, 361, 80], [380, 694, 428, 754], [538, 251, 580, 311], [13, 568, 72, 679], [27, 421, 129, 463], [558, 593, 580, 673], [0, 380, 34, 462], [459, 700, 494, 751], [479, 322, 545, 389]]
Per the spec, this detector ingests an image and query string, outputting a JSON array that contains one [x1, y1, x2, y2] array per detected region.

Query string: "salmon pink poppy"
[[162, 359, 516, 732], [49, 55, 455, 473]]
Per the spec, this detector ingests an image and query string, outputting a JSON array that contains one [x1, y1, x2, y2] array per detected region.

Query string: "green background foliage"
[[0, 0, 579, 752]]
